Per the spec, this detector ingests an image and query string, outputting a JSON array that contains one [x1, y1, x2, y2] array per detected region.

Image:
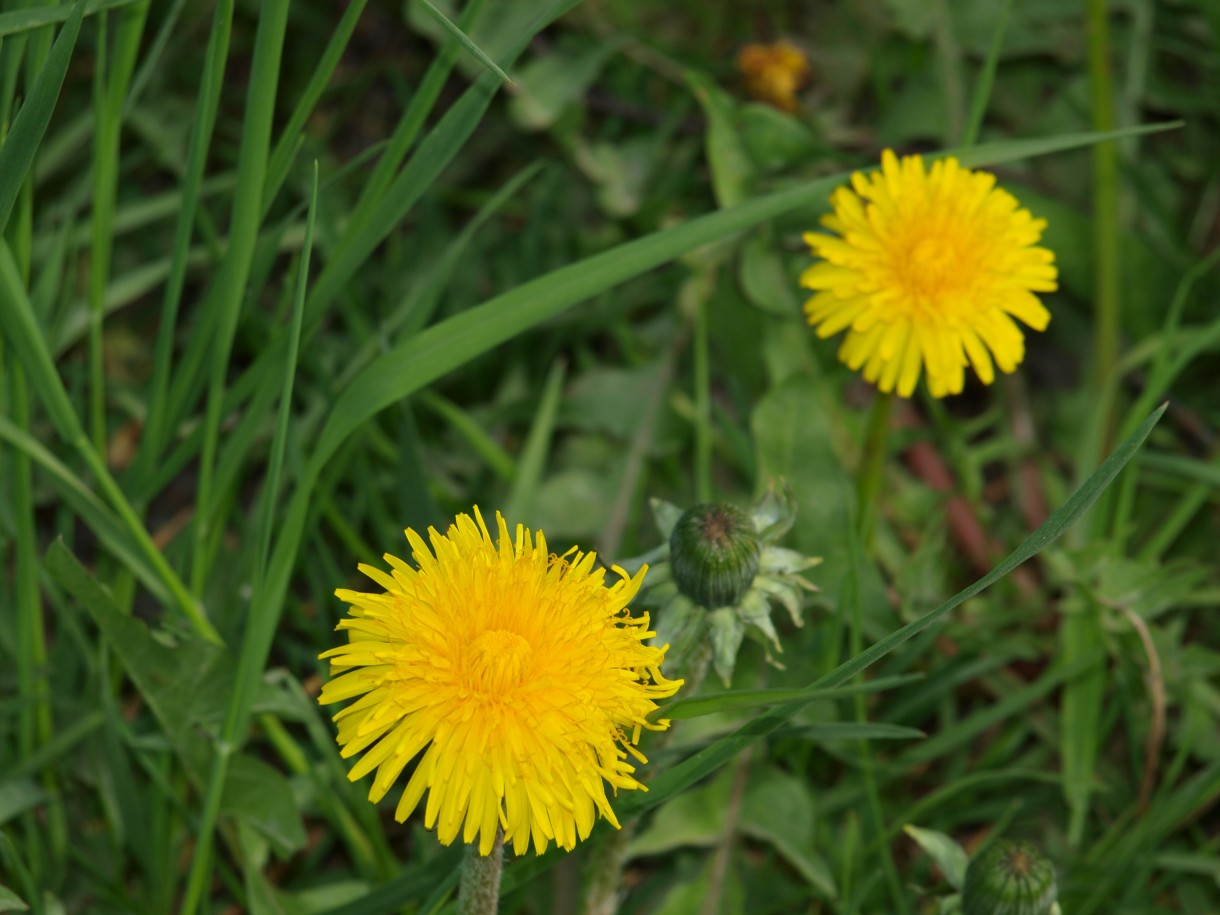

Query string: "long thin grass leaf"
[[503, 358, 567, 522], [0, 0, 83, 235], [188, 0, 289, 594], [415, 0, 512, 85], [0, 0, 125, 38], [133, 0, 234, 476]]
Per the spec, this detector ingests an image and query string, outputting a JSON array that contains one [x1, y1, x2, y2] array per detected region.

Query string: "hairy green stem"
[[459, 832, 505, 915]]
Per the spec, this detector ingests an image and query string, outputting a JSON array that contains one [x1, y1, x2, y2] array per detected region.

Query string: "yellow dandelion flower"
[[318, 507, 682, 857], [800, 150, 1058, 398], [737, 40, 810, 112]]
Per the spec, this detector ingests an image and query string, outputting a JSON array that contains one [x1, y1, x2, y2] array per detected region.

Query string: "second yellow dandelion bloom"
[[737, 40, 810, 112], [801, 150, 1058, 398], [318, 508, 682, 857]]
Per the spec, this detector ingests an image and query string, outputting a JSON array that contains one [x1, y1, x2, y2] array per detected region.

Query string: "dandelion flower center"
[[318, 508, 682, 857], [466, 629, 534, 693], [899, 234, 970, 304], [800, 149, 1058, 398]]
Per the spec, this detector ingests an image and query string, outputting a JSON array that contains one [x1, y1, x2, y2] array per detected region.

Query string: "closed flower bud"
[[962, 840, 1057, 915], [670, 503, 762, 610]]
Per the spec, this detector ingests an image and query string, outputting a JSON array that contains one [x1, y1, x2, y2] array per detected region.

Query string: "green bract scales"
[[962, 840, 1059, 915], [625, 481, 822, 686]]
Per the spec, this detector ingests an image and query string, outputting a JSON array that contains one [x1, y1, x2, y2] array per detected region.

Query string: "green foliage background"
[[0, 1, 1218, 913]]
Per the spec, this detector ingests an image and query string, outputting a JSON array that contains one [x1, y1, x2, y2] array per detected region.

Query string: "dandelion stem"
[[1088, 0, 1120, 439], [459, 831, 505, 915], [694, 290, 713, 503], [856, 389, 894, 545]]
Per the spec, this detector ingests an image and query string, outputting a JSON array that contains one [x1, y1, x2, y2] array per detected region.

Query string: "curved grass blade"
[[0, 0, 83, 235], [415, 0, 511, 85], [0, 0, 115, 39], [657, 673, 923, 721]]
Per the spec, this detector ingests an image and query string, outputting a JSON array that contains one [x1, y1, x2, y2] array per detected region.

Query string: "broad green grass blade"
[[348, 0, 489, 219], [951, 121, 1179, 170], [415, 0, 512, 85], [189, 0, 289, 594], [0, 0, 82, 236], [0, 0, 125, 38], [611, 402, 1165, 822]]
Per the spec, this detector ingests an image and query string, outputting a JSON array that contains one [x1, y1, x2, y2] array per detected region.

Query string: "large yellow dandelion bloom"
[[318, 508, 682, 857], [800, 150, 1058, 398]]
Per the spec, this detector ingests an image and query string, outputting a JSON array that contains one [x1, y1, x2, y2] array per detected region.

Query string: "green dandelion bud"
[[962, 840, 1058, 915], [670, 503, 762, 610]]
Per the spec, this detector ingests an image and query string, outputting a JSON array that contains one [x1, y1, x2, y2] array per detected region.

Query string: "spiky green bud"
[[962, 840, 1057, 915], [669, 503, 761, 610]]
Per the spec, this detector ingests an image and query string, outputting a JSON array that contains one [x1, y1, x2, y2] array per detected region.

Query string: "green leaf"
[[686, 69, 755, 208], [904, 825, 970, 890], [41, 542, 305, 854], [507, 37, 613, 130], [0, 886, 29, 913], [223, 755, 308, 858], [708, 605, 746, 686], [628, 767, 731, 857], [741, 767, 836, 899], [739, 103, 820, 172], [738, 230, 800, 317]]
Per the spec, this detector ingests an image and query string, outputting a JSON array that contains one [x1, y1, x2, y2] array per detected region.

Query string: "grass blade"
[[0, 0, 124, 38], [0, 0, 83, 235], [188, 0, 289, 594], [503, 358, 567, 523], [415, 0, 512, 85], [134, 0, 234, 476]]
